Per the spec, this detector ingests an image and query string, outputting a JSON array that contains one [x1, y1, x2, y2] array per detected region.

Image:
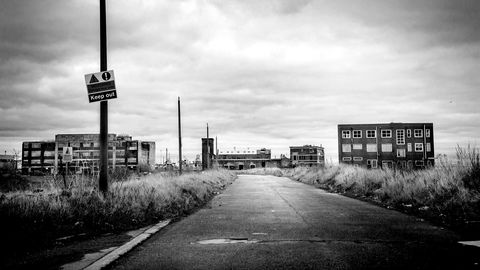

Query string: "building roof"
[[218, 147, 270, 155], [289, 145, 323, 149], [338, 122, 433, 127]]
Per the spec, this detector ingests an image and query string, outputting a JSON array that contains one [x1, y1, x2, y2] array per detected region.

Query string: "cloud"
[[0, 0, 479, 163]]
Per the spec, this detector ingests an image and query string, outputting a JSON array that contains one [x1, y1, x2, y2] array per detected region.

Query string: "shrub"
[[0, 169, 236, 256]]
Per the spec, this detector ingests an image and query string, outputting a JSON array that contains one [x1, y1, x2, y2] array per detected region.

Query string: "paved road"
[[110, 175, 480, 270]]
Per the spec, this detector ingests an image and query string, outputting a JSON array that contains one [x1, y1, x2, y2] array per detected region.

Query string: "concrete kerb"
[[83, 219, 171, 270]]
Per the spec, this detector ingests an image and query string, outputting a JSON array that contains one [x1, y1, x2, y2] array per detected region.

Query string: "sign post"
[[99, 0, 108, 195], [62, 147, 72, 188]]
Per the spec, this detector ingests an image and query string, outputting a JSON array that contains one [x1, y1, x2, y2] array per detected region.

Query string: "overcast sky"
[[1, 0, 479, 163]]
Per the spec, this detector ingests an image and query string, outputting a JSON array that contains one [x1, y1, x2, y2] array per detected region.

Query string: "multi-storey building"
[[22, 134, 155, 174], [22, 141, 56, 174], [290, 145, 325, 167], [216, 147, 273, 170], [0, 154, 17, 171], [338, 123, 434, 169]]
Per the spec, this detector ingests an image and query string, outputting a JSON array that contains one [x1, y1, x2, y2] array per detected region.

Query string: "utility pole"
[[178, 97, 182, 175], [99, 0, 108, 194]]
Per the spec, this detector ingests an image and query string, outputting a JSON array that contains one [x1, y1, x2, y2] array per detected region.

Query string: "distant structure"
[[0, 154, 16, 171], [22, 133, 155, 174], [338, 123, 434, 169], [201, 138, 215, 170], [290, 145, 325, 167], [216, 147, 273, 170]]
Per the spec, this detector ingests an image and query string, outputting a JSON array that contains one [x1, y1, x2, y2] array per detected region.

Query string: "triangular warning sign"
[[89, 74, 99, 84]]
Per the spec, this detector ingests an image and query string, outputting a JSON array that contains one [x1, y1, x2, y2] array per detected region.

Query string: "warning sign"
[[63, 147, 73, 163], [84, 70, 117, 103]]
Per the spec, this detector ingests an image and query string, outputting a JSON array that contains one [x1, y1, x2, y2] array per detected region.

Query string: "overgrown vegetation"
[[0, 169, 236, 257], [246, 146, 480, 236]]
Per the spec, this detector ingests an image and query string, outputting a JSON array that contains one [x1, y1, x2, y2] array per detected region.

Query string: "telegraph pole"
[[99, 0, 108, 194], [178, 97, 182, 175]]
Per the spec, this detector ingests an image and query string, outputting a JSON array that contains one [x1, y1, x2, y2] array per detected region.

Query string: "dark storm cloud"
[[1, 0, 479, 161], [0, 0, 97, 63]]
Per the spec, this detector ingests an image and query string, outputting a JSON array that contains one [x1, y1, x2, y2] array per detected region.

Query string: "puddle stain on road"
[[195, 238, 259, 244]]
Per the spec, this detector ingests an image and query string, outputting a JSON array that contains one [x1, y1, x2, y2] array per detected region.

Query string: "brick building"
[[216, 147, 273, 170], [22, 134, 155, 174], [0, 154, 17, 171], [290, 145, 325, 167], [338, 123, 434, 169]]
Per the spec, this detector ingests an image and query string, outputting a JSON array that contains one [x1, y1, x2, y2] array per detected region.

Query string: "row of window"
[[341, 129, 431, 139], [343, 159, 427, 168], [342, 143, 431, 153], [292, 155, 321, 161]]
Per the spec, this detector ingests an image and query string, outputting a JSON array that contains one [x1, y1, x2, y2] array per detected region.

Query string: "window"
[[426, 129, 431, 138], [353, 130, 362, 138], [353, 157, 363, 161], [342, 157, 352, 161], [293, 155, 298, 160], [367, 159, 378, 169], [382, 161, 393, 169], [44, 151, 54, 157], [31, 160, 41, 164], [381, 144, 392, 152], [414, 129, 423, 138], [397, 149, 406, 157], [32, 143, 41, 148], [31, 151, 41, 157], [407, 143, 412, 152], [396, 129, 405, 145], [407, 129, 411, 138], [352, 144, 362, 150], [366, 130, 376, 138], [415, 160, 424, 166], [23, 151, 29, 157], [415, 143, 423, 152], [342, 144, 351, 153], [44, 159, 54, 164], [366, 144, 377, 152], [426, 143, 431, 152], [381, 129, 392, 138], [342, 130, 351, 139]]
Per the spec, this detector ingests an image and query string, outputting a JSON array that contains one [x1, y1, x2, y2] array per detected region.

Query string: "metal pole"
[[178, 97, 182, 175], [99, 0, 108, 194]]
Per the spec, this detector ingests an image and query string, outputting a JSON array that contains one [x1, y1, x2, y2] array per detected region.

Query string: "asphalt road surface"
[[110, 174, 480, 270]]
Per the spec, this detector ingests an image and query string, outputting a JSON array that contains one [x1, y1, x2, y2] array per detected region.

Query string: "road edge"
[[83, 219, 171, 270]]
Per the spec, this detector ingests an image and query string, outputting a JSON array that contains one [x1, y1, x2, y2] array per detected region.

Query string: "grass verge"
[[0, 169, 236, 260], [244, 146, 480, 238]]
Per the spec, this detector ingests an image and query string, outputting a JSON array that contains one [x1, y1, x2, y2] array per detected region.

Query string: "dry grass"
[[0, 169, 236, 255], [245, 146, 480, 230]]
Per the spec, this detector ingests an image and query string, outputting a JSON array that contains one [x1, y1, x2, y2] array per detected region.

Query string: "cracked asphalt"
[[109, 174, 480, 270]]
